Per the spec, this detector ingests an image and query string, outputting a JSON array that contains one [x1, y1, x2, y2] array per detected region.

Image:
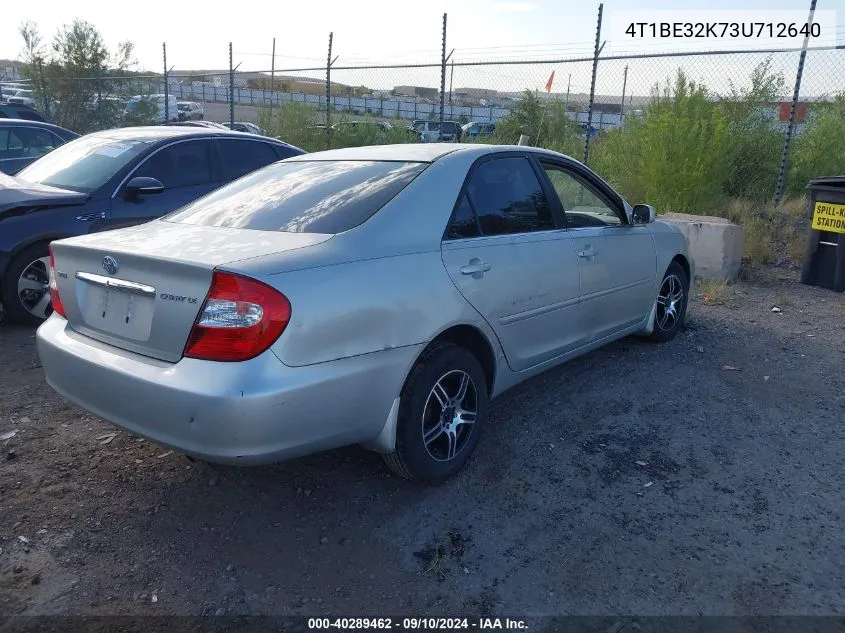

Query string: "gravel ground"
[[1, 267, 845, 621]]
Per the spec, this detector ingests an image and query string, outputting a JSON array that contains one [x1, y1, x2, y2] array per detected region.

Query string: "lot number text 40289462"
[[307, 618, 528, 630]]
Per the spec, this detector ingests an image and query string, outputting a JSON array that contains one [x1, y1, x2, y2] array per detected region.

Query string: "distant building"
[[393, 85, 439, 100]]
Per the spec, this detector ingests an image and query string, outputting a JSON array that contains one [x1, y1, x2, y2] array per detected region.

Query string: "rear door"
[[214, 138, 287, 184], [107, 138, 219, 231], [440, 153, 585, 372], [536, 158, 657, 341]]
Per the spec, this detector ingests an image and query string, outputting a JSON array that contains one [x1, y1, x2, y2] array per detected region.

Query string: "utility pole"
[[620, 64, 628, 118]]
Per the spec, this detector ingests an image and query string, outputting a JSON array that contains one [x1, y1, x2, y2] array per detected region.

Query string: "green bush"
[[589, 70, 731, 213], [258, 103, 416, 152], [787, 94, 845, 195]]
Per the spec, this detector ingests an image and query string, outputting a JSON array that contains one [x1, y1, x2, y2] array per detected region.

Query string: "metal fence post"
[[439, 13, 447, 133], [37, 57, 50, 119], [326, 32, 334, 146], [163, 43, 169, 123], [584, 3, 603, 165], [229, 42, 234, 127], [620, 64, 628, 118], [774, 0, 817, 207]]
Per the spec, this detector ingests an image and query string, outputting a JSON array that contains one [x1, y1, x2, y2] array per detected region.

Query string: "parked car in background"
[[8, 90, 37, 108], [0, 119, 80, 175], [0, 103, 49, 123], [462, 121, 496, 140], [177, 101, 204, 121], [124, 94, 179, 124], [1, 83, 31, 103], [0, 126, 304, 325], [409, 119, 463, 142], [333, 120, 394, 134], [222, 121, 262, 135], [36, 143, 692, 483]]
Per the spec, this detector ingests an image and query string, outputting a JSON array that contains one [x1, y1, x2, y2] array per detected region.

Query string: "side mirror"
[[125, 176, 164, 198], [631, 204, 656, 225]]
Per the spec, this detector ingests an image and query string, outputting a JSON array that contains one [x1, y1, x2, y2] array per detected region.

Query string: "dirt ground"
[[1, 266, 845, 624]]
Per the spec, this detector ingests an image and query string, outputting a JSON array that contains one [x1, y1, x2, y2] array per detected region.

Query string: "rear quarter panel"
[[260, 251, 494, 368]]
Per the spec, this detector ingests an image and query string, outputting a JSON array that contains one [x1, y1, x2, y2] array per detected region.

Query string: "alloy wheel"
[[421, 370, 479, 462], [656, 273, 684, 332], [17, 256, 52, 320]]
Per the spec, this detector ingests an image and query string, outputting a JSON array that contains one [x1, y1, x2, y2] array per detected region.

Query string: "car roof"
[[284, 143, 568, 163], [0, 118, 79, 135], [83, 125, 274, 142]]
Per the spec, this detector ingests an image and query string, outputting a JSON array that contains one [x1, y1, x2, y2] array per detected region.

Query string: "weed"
[[699, 279, 729, 305]]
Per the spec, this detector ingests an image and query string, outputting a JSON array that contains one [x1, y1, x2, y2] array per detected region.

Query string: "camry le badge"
[[102, 256, 119, 275]]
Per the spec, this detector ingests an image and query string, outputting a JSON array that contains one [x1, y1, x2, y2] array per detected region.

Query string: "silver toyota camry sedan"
[[36, 143, 694, 483]]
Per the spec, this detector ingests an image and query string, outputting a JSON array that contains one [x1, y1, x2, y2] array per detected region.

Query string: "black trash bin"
[[800, 176, 845, 292]]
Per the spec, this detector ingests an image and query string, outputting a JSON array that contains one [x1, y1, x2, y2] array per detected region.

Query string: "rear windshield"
[[163, 160, 428, 234]]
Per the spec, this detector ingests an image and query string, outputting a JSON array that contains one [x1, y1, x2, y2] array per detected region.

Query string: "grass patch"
[[698, 279, 730, 305]]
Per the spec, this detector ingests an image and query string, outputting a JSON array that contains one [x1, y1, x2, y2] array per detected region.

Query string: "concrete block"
[[661, 213, 743, 282]]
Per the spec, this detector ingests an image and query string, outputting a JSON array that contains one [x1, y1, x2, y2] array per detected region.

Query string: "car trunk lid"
[[50, 220, 331, 362]]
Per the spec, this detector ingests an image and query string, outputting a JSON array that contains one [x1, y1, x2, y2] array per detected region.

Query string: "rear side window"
[[135, 140, 212, 188], [216, 139, 283, 181], [272, 143, 300, 160], [465, 156, 555, 236], [164, 160, 428, 234]]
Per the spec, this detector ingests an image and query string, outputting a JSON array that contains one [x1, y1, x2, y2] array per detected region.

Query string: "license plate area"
[[76, 274, 155, 341]]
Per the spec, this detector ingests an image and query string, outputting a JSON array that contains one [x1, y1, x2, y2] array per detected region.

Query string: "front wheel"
[[648, 261, 689, 343], [1, 243, 53, 327], [383, 342, 489, 483]]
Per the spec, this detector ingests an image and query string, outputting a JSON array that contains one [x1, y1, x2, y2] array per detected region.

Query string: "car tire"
[[1, 242, 53, 327], [383, 342, 489, 484], [648, 261, 689, 343]]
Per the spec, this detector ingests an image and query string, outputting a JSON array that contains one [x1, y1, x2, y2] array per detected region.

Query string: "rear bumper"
[[36, 316, 420, 465]]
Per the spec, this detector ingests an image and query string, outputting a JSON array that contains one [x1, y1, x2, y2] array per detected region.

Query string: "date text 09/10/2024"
[[307, 618, 529, 630]]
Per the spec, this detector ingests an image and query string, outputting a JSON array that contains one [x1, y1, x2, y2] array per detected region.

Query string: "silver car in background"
[[36, 144, 693, 483]]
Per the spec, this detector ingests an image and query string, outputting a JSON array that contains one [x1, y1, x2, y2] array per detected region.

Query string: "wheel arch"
[[360, 322, 499, 455]]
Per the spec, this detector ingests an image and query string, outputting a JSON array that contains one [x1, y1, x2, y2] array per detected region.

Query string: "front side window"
[[465, 156, 555, 236], [14, 134, 148, 193], [164, 159, 427, 234], [541, 162, 622, 228]]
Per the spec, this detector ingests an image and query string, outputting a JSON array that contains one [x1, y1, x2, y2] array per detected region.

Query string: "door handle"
[[460, 260, 492, 275], [577, 246, 597, 258]]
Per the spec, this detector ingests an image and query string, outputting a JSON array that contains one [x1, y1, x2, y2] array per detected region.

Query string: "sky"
[[1, 0, 842, 98]]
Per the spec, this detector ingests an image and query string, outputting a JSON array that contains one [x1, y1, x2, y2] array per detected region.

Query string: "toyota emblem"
[[102, 256, 119, 275]]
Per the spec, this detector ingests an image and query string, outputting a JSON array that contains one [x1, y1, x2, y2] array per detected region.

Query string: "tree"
[[18, 20, 142, 133]]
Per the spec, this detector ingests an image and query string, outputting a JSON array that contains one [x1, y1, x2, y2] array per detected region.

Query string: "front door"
[[108, 139, 219, 230], [440, 154, 585, 372], [537, 159, 657, 341]]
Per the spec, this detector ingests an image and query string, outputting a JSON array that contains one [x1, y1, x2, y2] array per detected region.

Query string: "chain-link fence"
[[12, 35, 845, 220]]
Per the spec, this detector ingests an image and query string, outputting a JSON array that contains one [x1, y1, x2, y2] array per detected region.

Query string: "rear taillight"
[[183, 270, 291, 362], [48, 245, 66, 318]]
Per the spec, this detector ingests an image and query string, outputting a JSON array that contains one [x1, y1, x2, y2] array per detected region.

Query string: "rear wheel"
[[383, 342, 488, 483], [1, 243, 53, 327], [648, 261, 689, 343]]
